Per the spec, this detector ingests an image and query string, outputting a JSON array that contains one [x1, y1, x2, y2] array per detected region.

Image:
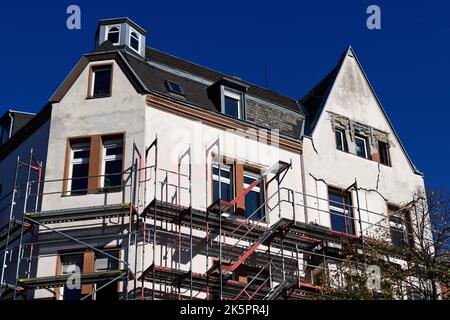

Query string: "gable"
[[307, 48, 421, 175]]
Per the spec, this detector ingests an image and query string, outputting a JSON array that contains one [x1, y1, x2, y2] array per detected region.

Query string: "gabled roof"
[[299, 46, 422, 176]]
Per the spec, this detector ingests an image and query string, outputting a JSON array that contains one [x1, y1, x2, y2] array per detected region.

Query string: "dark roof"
[[299, 51, 346, 135], [145, 47, 302, 113]]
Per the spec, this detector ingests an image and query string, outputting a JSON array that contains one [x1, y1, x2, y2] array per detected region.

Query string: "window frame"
[[129, 28, 141, 53], [378, 140, 391, 166], [328, 186, 355, 235], [212, 162, 235, 205], [88, 64, 113, 99], [388, 205, 413, 250], [68, 142, 90, 196], [105, 25, 121, 45], [101, 138, 124, 190], [165, 80, 185, 96], [242, 169, 266, 220], [222, 89, 244, 120], [335, 128, 348, 152], [355, 135, 369, 159]]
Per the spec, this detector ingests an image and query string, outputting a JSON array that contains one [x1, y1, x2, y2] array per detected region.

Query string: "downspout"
[[8, 112, 14, 139], [299, 148, 308, 224]]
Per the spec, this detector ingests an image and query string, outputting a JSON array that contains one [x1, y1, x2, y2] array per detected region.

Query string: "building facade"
[[0, 18, 425, 300]]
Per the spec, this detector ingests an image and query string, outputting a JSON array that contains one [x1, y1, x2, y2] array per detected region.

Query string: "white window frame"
[[101, 139, 123, 188], [355, 135, 368, 159], [129, 28, 141, 53], [222, 89, 243, 119], [335, 129, 345, 151], [212, 162, 234, 201], [243, 170, 265, 219], [68, 142, 90, 195], [90, 65, 112, 98], [105, 25, 121, 45]]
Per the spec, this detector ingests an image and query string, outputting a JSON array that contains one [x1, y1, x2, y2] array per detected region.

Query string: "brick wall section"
[[245, 99, 303, 138]]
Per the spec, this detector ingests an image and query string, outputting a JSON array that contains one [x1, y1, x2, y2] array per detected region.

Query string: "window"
[[90, 65, 112, 98], [106, 26, 120, 44], [95, 250, 119, 300], [223, 90, 243, 119], [378, 141, 391, 166], [335, 129, 347, 152], [243, 171, 265, 220], [388, 205, 413, 249], [60, 253, 83, 300], [355, 135, 368, 159], [102, 138, 123, 190], [69, 142, 90, 195], [212, 163, 234, 203], [129, 30, 140, 52], [328, 187, 355, 235], [166, 80, 184, 96]]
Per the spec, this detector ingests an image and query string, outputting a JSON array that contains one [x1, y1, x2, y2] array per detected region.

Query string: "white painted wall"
[[302, 52, 425, 241]]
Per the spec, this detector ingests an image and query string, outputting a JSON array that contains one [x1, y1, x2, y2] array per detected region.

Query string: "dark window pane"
[[212, 166, 230, 179], [213, 180, 232, 202], [107, 29, 119, 44], [355, 137, 367, 158], [379, 141, 390, 166], [93, 68, 111, 98], [167, 81, 184, 95], [104, 160, 122, 188], [71, 163, 89, 195], [330, 209, 346, 233], [105, 146, 122, 156], [73, 149, 90, 159], [245, 190, 264, 220], [130, 33, 139, 51], [328, 188, 354, 234], [224, 96, 239, 118], [335, 131, 343, 151], [391, 228, 405, 248], [61, 253, 83, 300]]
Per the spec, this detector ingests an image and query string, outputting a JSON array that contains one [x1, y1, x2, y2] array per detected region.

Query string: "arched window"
[[129, 30, 140, 52], [107, 26, 120, 44]]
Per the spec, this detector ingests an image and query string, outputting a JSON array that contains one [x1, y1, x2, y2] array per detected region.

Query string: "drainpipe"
[[8, 112, 14, 139], [299, 149, 308, 224]]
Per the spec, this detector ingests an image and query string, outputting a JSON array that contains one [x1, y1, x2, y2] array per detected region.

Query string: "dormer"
[[207, 77, 249, 120], [95, 18, 147, 57]]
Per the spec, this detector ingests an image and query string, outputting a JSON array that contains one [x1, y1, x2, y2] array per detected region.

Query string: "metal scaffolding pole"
[[0, 156, 20, 292]]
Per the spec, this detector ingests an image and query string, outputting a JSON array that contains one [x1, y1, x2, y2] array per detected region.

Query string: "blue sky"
[[0, 1, 448, 188]]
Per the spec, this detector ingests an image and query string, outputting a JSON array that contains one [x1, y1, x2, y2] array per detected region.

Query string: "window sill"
[[86, 95, 111, 100], [336, 148, 392, 168]]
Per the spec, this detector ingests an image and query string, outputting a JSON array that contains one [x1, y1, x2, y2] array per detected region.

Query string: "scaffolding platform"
[[141, 200, 364, 252], [0, 219, 31, 251], [24, 203, 136, 224], [18, 270, 130, 289]]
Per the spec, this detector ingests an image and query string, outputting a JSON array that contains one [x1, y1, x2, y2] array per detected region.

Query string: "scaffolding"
[[0, 138, 420, 301]]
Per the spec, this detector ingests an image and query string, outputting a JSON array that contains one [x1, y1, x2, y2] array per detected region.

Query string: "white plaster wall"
[[302, 53, 425, 239], [42, 59, 146, 212]]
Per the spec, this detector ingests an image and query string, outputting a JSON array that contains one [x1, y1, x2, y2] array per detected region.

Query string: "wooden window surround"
[[87, 63, 114, 99], [55, 247, 121, 300], [210, 156, 267, 218], [63, 133, 125, 196]]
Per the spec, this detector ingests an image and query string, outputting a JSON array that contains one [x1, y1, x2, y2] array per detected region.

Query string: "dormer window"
[[106, 26, 120, 45], [129, 29, 140, 52], [223, 90, 243, 119]]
